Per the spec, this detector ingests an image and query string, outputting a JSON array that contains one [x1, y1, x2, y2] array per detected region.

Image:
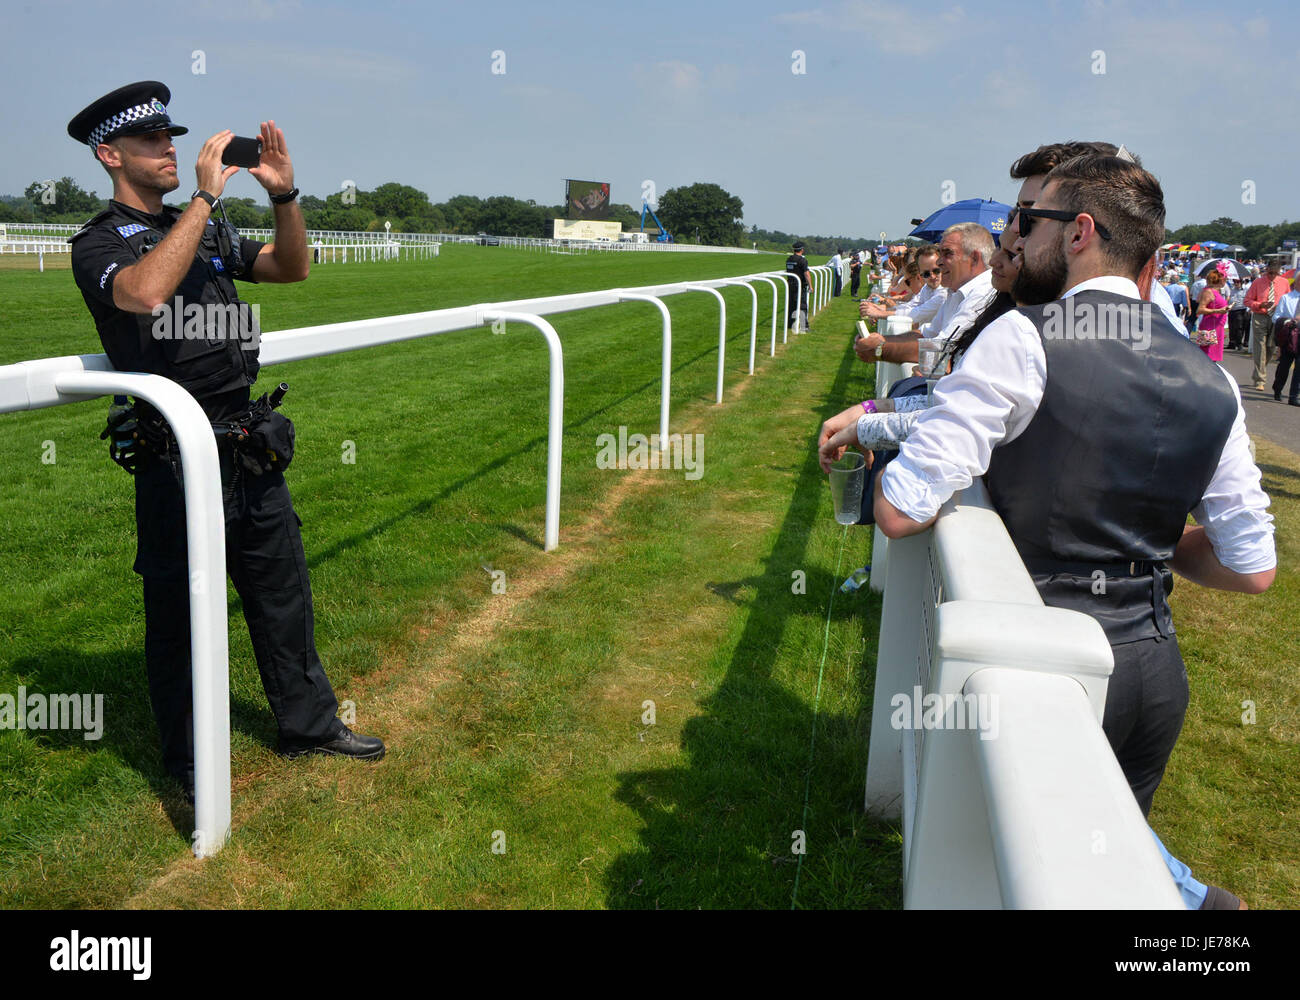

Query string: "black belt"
[[1021, 556, 1164, 578]]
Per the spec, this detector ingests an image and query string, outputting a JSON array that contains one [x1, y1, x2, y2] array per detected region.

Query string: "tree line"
[[1, 178, 747, 245], [4, 179, 1298, 258]]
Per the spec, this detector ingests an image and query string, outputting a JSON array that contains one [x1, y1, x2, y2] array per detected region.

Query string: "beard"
[[121, 157, 180, 197], [1013, 240, 1069, 305]]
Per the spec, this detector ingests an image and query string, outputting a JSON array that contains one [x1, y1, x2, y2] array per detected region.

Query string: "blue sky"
[[6, 0, 1297, 239]]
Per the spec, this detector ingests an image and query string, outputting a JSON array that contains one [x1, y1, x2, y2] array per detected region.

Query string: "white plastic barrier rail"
[[866, 315, 913, 594], [863, 478, 1181, 909], [0, 357, 232, 859]]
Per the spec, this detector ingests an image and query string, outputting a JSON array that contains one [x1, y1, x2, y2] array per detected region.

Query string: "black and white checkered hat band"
[[87, 101, 165, 147]]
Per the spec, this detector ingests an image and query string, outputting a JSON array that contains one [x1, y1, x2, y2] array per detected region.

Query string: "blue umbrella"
[[909, 198, 1013, 244], [1199, 240, 1229, 251]]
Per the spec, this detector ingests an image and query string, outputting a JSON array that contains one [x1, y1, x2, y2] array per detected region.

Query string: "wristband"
[[861, 400, 877, 414], [269, 186, 299, 205], [190, 189, 217, 209]]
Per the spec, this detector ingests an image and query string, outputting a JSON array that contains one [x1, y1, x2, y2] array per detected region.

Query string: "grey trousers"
[[1251, 312, 1274, 384]]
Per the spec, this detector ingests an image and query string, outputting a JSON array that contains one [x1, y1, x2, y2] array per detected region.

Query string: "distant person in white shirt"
[[829, 248, 844, 296], [854, 223, 996, 366]]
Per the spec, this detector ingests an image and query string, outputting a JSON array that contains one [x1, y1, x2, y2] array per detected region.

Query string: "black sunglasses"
[[920, 268, 942, 278], [1018, 207, 1112, 241]]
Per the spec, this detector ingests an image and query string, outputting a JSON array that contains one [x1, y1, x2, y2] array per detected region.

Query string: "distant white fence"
[[864, 479, 1181, 908], [0, 263, 831, 859], [309, 242, 439, 264], [1, 223, 770, 255]]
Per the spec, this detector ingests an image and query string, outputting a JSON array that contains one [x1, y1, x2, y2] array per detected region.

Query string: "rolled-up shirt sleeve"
[[1191, 367, 1276, 573], [880, 312, 1044, 521]]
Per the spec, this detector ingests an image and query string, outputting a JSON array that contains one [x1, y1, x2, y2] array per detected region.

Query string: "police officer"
[[785, 240, 811, 331], [67, 82, 384, 801]]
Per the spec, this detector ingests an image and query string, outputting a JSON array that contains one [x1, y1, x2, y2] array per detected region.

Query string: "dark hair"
[[1009, 141, 1125, 180], [947, 292, 1016, 365], [1042, 154, 1166, 279]]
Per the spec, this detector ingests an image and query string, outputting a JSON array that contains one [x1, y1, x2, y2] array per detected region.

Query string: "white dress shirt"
[[879, 275, 1276, 573], [1272, 289, 1300, 323], [918, 268, 997, 344], [1148, 277, 1187, 337], [896, 282, 948, 322]]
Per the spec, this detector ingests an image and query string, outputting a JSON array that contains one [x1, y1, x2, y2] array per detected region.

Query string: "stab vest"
[[70, 202, 260, 401], [985, 290, 1237, 643]]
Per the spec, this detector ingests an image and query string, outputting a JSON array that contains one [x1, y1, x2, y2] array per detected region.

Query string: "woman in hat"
[[1193, 263, 1230, 361]]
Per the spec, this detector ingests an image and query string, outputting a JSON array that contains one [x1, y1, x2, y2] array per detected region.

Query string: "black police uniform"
[[64, 80, 355, 787], [70, 201, 347, 787], [784, 251, 810, 326]]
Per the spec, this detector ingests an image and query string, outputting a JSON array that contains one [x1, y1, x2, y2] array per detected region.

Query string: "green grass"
[[0, 246, 1293, 909], [1, 247, 904, 908]]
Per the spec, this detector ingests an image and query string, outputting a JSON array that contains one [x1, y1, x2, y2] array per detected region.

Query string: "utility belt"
[[102, 382, 294, 477]]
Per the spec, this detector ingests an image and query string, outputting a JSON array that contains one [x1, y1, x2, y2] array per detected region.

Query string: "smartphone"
[[222, 136, 262, 168]]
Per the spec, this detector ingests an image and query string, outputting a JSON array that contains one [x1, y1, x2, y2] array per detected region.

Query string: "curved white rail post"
[[763, 271, 791, 343], [0, 358, 232, 858], [478, 311, 565, 551], [750, 276, 780, 357], [717, 280, 759, 374], [617, 292, 673, 446], [679, 284, 728, 404]]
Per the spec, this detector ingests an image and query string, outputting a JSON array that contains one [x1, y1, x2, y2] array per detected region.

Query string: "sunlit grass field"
[[0, 245, 1293, 908]]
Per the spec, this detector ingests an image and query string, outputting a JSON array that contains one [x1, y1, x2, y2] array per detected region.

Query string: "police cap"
[[792, 241, 805, 252], [67, 81, 188, 153]]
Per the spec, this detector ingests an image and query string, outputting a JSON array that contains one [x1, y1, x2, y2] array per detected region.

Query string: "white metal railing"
[[0, 263, 833, 858], [1, 222, 776, 255], [308, 242, 439, 264], [863, 479, 1181, 909], [0, 357, 231, 858]]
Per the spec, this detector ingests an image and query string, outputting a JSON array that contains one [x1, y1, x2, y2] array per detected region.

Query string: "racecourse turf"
[[0, 246, 1294, 908]]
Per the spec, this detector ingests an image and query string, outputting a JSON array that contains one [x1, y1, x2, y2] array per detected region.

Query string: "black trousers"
[[850, 269, 861, 296], [1228, 309, 1249, 348], [1273, 341, 1300, 401], [1101, 634, 1190, 818], [134, 445, 342, 784], [832, 270, 842, 296]]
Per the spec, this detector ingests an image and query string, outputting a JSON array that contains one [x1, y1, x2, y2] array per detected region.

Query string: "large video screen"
[[566, 179, 611, 220]]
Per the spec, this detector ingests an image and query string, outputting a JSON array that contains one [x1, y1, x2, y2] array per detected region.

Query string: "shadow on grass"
[[6, 645, 276, 839], [1257, 463, 1300, 503], [604, 345, 903, 910], [303, 325, 760, 562]]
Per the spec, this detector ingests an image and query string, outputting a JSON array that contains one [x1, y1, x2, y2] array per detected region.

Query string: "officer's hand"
[[196, 130, 239, 198], [249, 120, 294, 196]]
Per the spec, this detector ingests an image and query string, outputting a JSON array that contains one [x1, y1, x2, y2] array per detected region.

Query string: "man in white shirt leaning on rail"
[[854, 223, 997, 367], [868, 152, 1275, 829]]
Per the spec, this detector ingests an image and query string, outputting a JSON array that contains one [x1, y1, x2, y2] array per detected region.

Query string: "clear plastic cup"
[[829, 452, 866, 525], [917, 338, 942, 377]]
